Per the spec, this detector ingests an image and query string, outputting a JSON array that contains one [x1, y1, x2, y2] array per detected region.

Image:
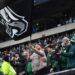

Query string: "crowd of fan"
[[0, 30, 75, 75]]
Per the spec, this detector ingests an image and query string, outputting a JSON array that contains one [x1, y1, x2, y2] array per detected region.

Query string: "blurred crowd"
[[0, 30, 75, 75]]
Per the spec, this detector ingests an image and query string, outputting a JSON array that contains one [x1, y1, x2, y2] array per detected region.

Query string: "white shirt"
[[30, 50, 47, 72]]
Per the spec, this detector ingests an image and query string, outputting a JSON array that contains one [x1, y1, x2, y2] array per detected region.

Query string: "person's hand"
[[11, 57, 15, 61], [31, 45, 35, 49], [31, 45, 37, 51], [15, 57, 19, 61], [50, 68, 54, 72], [57, 50, 62, 55]]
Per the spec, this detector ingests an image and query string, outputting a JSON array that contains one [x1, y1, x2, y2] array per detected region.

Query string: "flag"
[[0, 0, 33, 40]]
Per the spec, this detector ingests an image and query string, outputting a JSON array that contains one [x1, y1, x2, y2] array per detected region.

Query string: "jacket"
[[0, 61, 16, 75], [62, 43, 75, 68]]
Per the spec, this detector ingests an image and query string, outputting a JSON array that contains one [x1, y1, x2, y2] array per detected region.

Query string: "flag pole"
[[30, 34, 32, 43], [29, 0, 34, 43]]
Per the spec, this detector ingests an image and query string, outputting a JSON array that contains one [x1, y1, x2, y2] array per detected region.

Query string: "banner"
[[0, 0, 33, 40]]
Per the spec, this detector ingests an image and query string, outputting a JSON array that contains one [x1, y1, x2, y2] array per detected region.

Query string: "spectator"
[[60, 37, 71, 70], [59, 35, 75, 69], [47, 45, 61, 73], [0, 30, 75, 75], [30, 44, 47, 75], [0, 55, 16, 75]]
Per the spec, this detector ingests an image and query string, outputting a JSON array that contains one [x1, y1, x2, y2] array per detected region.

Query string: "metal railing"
[[47, 68, 75, 75]]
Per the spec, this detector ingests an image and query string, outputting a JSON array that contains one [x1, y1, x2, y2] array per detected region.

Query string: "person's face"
[[15, 54, 19, 57], [22, 51, 29, 56], [63, 39, 69, 45], [4, 51, 8, 55], [15, 54, 19, 61], [47, 47, 53, 53]]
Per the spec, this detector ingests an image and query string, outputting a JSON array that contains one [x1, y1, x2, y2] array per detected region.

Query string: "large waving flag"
[[0, 0, 33, 40]]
